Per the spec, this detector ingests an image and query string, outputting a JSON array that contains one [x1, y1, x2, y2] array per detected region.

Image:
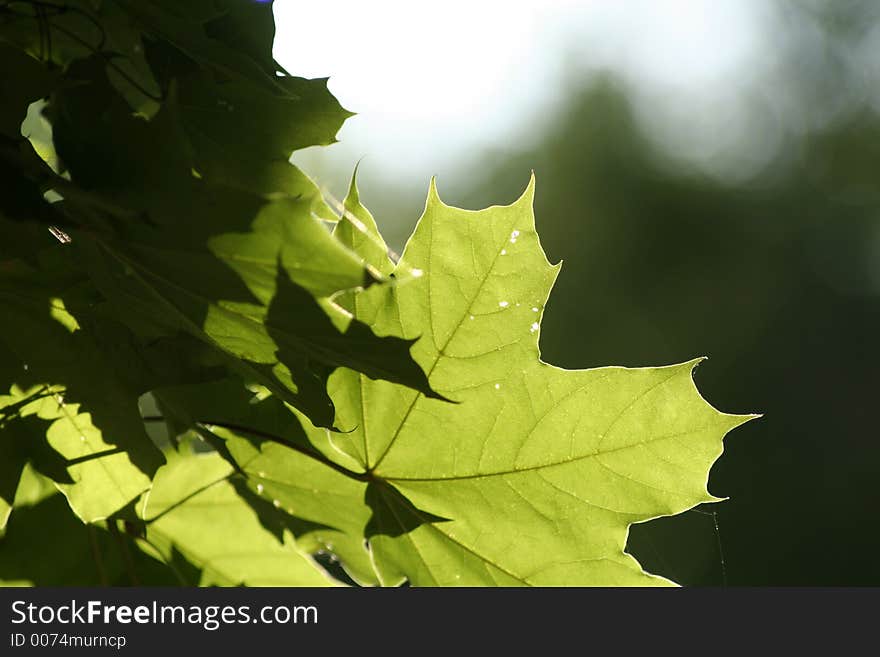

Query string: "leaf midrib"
[[380, 422, 723, 483]]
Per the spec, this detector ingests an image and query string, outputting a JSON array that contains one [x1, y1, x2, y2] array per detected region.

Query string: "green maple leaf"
[[202, 174, 755, 586]]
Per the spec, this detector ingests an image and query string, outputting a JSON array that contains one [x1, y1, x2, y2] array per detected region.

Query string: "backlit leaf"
[[215, 177, 754, 586]]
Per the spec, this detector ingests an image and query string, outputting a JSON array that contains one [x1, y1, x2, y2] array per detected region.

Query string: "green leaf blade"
[[310, 176, 754, 585], [141, 449, 335, 587]]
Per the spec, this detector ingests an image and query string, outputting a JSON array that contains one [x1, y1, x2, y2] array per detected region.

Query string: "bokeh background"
[[274, 0, 880, 585]]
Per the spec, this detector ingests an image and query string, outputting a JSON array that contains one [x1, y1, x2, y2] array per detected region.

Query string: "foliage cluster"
[[0, 0, 748, 585]]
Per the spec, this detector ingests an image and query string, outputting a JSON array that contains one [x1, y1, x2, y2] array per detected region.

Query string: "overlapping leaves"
[[154, 177, 753, 586], [0, 0, 439, 573], [0, 1, 751, 586]]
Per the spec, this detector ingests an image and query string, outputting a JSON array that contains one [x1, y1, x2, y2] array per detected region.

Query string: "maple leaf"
[[197, 174, 755, 586]]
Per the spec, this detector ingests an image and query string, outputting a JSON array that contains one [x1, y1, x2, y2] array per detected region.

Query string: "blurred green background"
[[286, 1, 880, 585]]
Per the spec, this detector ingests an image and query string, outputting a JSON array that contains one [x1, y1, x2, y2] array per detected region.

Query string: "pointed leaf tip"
[[426, 176, 442, 206], [345, 162, 362, 206], [519, 170, 537, 205]]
